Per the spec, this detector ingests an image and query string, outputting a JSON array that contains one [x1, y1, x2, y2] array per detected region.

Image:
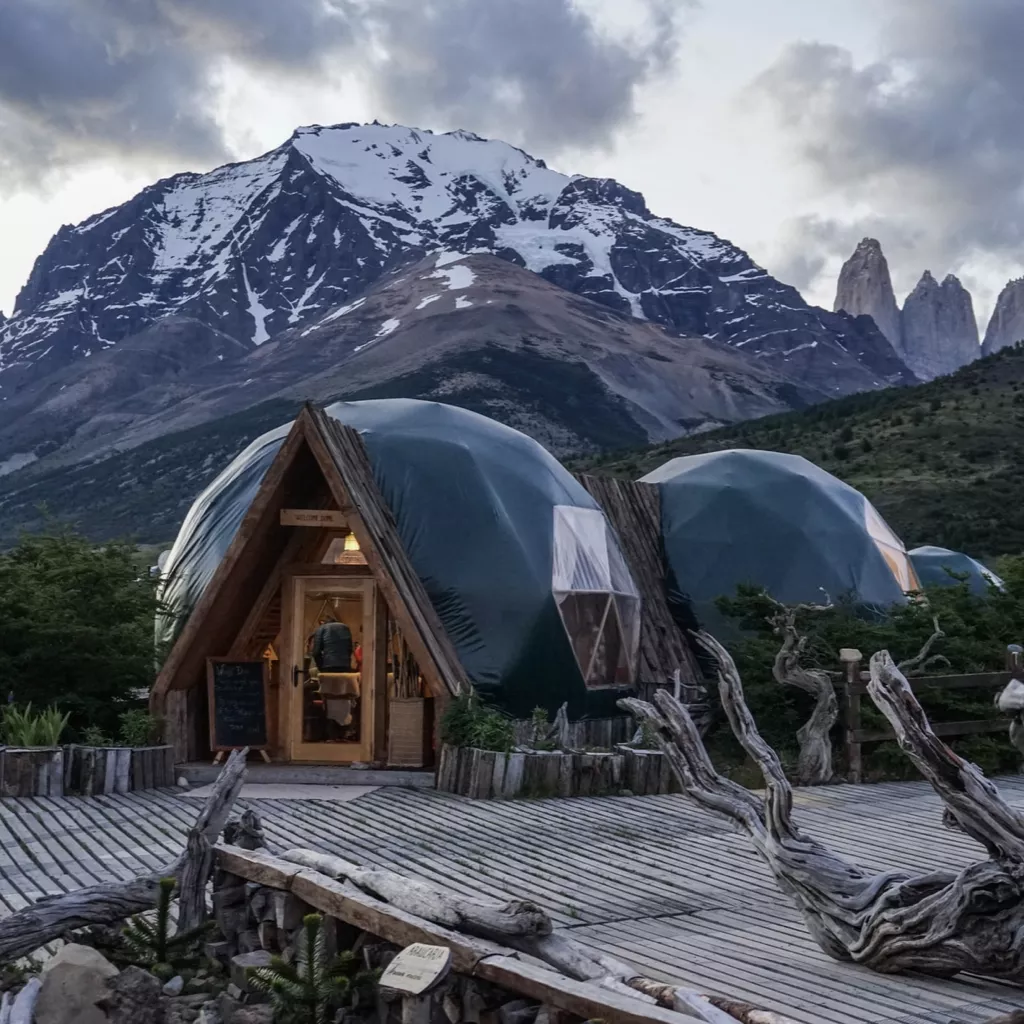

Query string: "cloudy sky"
[[1, 0, 1021, 328]]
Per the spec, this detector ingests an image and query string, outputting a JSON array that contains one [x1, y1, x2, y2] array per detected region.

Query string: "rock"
[[98, 966, 165, 1024], [163, 976, 186, 996], [197, 1003, 223, 1024], [901, 270, 980, 379], [834, 237, 903, 352], [216, 991, 242, 1024], [230, 1007, 274, 1024], [36, 943, 119, 1024], [273, 891, 307, 932], [498, 999, 538, 1024], [982, 278, 1024, 356]]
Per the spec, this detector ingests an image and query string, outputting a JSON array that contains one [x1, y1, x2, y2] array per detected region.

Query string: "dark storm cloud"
[[0, 0, 684, 190], [752, 0, 1024, 297], [0, 0, 355, 184], [361, 0, 683, 153]]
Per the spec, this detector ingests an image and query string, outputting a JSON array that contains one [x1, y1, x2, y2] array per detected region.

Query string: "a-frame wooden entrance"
[[152, 404, 469, 764]]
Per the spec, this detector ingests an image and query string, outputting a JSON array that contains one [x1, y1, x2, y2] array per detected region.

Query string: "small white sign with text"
[[379, 943, 452, 995]]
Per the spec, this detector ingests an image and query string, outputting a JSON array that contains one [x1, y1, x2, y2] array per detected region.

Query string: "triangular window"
[[552, 506, 641, 689]]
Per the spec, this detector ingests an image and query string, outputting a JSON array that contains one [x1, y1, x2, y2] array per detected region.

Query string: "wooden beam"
[[228, 527, 310, 659], [847, 671, 1012, 696], [855, 718, 1009, 744], [280, 508, 349, 527], [214, 847, 698, 1024]]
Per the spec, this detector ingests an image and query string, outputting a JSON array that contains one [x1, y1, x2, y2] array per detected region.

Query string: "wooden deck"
[[1, 779, 1023, 1023]]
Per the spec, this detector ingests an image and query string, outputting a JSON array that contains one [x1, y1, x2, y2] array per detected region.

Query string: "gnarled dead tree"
[[765, 599, 837, 785], [621, 632, 1024, 982]]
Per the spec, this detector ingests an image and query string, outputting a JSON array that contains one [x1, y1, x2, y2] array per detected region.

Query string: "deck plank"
[[0, 778, 1021, 1021]]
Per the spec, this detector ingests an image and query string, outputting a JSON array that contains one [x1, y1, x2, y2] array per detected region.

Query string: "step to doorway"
[[177, 762, 435, 788]]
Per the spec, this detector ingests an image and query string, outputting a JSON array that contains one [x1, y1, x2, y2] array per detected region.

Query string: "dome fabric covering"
[[641, 449, 918, 633], [909, 545, 1003, 595], [158, 399, 639, 718]]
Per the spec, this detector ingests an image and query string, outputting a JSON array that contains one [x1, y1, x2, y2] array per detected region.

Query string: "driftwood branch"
[[0, 748, 248, 962], [996, 679, 1024, 759], [621, 633, 1024, 982], [765, 598, 837, 784], [279, 849, 796, 1024], [896, 615, 949, 676]]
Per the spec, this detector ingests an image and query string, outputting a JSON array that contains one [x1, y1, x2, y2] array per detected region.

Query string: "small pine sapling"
[[247, 913, 375, 1024], [118, 877, 213, 976]]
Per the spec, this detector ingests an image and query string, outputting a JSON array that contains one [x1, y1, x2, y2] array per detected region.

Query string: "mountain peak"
[[0, 121, 909, 401], [902, 268, 978, 379], [834, 236, 902, 351], [983, 277, 1024, 356]]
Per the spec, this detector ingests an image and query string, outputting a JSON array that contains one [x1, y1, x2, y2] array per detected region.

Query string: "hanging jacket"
[[312, 621, 353, 672]]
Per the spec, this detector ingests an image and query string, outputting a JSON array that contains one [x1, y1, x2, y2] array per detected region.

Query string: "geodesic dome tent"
[[909, 545, 1003, 596], [157, 399, 640, 718], [641, 449, 919, 634]]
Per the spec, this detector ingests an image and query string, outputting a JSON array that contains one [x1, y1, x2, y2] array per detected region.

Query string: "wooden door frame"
[[283, 573, 378, 764]]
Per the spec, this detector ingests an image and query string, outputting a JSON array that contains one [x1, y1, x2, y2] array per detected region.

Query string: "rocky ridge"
[[834, 238, 995, 380], [982, 278, 1024, 356], [900, 271, 979, 380], [833, 238, 902, 350]]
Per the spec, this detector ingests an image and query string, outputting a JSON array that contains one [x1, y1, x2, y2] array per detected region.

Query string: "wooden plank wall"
[[576, 474, 703, 693]]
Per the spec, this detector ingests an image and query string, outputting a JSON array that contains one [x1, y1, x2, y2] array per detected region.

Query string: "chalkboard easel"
[[206, 658, 273, 765]]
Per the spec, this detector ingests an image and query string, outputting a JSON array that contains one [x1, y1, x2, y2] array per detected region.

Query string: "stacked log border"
[[0, 747, 63, 797], [437, 744, 681, 800], [0, 745, 175, 797], [63, 744, 176, 795]]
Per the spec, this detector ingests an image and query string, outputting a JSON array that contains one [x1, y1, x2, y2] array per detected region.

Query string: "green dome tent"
[[158, 400, 640, 718], [909, 545, 1003, 596], [641, 449, 919, 636]]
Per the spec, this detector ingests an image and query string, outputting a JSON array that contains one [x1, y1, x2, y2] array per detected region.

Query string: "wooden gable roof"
[[151, 404, 469, 712]]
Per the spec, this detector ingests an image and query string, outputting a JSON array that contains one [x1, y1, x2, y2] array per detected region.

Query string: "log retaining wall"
[[436, 743, 681, 799]]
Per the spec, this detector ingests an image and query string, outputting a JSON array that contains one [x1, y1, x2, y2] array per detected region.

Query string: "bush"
[[1, 704, 70, 746], [0, 530, 164, 741], [440, 692, 515, 752]]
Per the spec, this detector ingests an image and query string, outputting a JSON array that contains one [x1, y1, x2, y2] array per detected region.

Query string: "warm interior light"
[[344, 533, 360, 552]]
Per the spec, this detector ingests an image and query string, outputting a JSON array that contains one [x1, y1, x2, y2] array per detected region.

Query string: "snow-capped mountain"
[[1, 122, 910, 395]]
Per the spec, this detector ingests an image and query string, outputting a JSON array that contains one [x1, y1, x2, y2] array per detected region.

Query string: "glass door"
[[289, 577, 375, 763]]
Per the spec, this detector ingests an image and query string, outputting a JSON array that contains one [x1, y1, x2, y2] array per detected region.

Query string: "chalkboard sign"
[[207, 659, 269, 752]]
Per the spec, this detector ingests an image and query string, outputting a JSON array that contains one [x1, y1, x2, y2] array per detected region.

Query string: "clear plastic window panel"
[[552, 506, 641, 689], [863, 503, 919, 592]]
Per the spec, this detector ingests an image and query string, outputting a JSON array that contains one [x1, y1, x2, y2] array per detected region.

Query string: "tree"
[[0, 529, 163, 739]]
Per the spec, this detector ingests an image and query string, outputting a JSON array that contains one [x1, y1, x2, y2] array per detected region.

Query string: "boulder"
[[99, 966, 165, 1024], [36, 943, 118, 1024], [228, 951, 272, 993]]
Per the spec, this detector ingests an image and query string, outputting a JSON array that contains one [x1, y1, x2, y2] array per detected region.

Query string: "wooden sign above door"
[[280, 508, 347, 527]]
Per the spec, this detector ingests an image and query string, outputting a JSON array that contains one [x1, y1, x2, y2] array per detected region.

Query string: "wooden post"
[[839, 649, 863, 784], [1006, 644, 1023, 675]]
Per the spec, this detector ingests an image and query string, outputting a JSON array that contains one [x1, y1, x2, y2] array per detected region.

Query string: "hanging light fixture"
[[337, 530, 367, 565]]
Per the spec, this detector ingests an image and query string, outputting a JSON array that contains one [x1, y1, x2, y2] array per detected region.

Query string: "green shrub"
[[440, 692, 515, 752], [1, 704, 71, 746], [118, 709, 161, 747], [248, 913, 376, 1024]]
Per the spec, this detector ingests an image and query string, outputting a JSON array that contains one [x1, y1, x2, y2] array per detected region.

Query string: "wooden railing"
[[839, 647, 1020, 782]]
